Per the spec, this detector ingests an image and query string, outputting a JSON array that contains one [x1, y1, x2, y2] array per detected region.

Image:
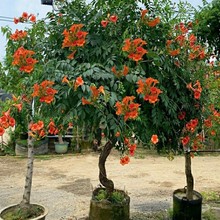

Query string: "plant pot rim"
[[92, 187, 130, 205], [16, 138, 48, 147], [54, 141, 69, 145], [173, 188, 203, 202], [0, 203, 48, 220]]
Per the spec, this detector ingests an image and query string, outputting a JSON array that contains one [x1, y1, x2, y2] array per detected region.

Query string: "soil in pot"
[[89, 187, 130, 220], [0, 203, 48, 220], [173, 188, 203, 220]]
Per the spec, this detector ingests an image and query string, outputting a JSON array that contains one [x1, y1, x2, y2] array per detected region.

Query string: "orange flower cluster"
[[181, 135, 190, 146], [14, 12, 36, 24], [175, 22, 189, 34], [101, 14, 118, 28], [123, 137, 137, 156], [210, 105, 220, 118], [13, 103, 22, 112], [32, 80, 57, 104], [204, 117, 212, 128], [181, 132, 203, 151], [122, 38, 147, 62], [136, 77, 162, 104], [151, 134, 159, 144], [82, 85, 105, 105], [185, 118, 199, 133], [30, 121, 45, 138], [120, 155, 130, 165], [74, 76, 84, 90], [168, 48, 180, 57], [141, 9, 160, 27], [62, 24, 88, 59], [182, 119, 200, 148], [189, 44, 206, 60], [187, 80, 202, 100], [62, 76, 84, 91], [0, 110, 16, 136], [12, 46, 38, 73], [47, 118, 72, 135], [47, 119, 59, 135], [10, 29, 27, 41], [148, 17, 160, 27], [191, 134, 203, 151], [166, 22, 206, 60], [111, 65, 129, 78], [178, 111, 186, 120], [11, 95, 23, 112], [115, 96, 140, 121]]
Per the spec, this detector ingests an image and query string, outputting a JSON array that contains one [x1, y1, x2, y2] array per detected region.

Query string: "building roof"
[[0, 89, 12, 101]]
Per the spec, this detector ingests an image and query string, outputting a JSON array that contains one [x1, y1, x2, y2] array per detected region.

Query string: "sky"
[[0, 0, 212, 61]]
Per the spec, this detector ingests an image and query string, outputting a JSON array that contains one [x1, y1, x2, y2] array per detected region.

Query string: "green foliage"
[[95, 189, 108, 201], [203, 209, 218, 220], [195, 0, 220, 57], [201, 191, 220, 202], [0, 0, 213, 155], [95, 188, 126, 204], [1, 204, 44, 220]]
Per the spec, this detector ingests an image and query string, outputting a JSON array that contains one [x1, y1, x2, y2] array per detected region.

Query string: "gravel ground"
[[0, 150, 219, 219]]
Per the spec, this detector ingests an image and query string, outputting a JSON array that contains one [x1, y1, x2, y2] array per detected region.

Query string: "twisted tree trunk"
[[185, 152, 194, 200], [98, 140, 114, 195]]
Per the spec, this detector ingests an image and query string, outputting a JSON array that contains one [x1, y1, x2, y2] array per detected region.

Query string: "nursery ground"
[[0, 149, 220, 220]]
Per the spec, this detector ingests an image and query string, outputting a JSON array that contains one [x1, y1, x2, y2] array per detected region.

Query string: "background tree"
[[195, 0, 220, 58]]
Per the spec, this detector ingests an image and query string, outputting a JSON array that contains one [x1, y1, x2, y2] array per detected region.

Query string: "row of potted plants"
[[0, 0, 219, 219]]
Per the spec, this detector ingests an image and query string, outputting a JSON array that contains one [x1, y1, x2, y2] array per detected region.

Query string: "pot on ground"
[[89, 187, 130, 220], [15, 138, 48, 156], [173, 188, 203, 220], [54, 141, 68, 154], [0, 203, 48, 220]]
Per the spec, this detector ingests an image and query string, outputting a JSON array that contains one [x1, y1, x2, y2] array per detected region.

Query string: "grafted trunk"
[[99, 141, 114, 195], [185, 152, 194, 200], [20, 123, 34, 207]]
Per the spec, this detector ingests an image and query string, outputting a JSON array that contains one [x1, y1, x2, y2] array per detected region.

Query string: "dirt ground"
[[0, 149, 219, 220]]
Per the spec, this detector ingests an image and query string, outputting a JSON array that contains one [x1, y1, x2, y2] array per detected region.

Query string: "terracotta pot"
[[89, 188, 130, 220], [173, 188, 203, 220], [0, 204, 48, 220]]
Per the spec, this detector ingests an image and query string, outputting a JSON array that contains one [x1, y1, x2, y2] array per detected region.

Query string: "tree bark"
[[20, 122, 34, 207], [98, 140, 114, 195], [58, 133, 64, 144], [185, 152, 194, 200]]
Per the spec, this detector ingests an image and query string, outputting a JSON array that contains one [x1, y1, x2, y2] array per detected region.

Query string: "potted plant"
[[163, 16, 211, 220], [47, 117, 70, 154], [0, 12, 58, 219], [0, 93, 51, 220], [38, 1, 164, 219]]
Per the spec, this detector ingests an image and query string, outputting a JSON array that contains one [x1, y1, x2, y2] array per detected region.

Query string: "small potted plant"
[[166, 20, 210, 220], [47, 117, 70, 154]]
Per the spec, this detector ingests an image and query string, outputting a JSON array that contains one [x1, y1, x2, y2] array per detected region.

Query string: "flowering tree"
[[0, 0, 217, 211], [0, 12, 58, 217]]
